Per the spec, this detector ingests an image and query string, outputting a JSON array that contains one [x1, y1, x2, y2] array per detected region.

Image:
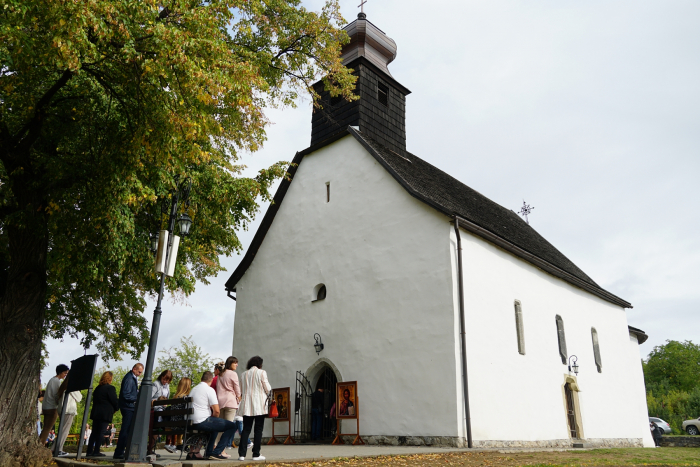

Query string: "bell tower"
[[311, 13, 411, 154]]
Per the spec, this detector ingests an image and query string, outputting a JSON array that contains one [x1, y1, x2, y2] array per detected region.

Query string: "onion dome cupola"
[[311, 13, 411, 154]]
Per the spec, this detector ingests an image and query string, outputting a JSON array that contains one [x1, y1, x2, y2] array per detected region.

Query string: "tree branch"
[[82, 67, 135, 132], [10, 70, 73, 157]]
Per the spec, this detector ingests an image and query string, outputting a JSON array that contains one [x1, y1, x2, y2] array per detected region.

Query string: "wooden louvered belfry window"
[[555, 315, 567, 364], [591, 327, 602, 373], [378, 82, 388, 106], [514, 300, 525, 355]]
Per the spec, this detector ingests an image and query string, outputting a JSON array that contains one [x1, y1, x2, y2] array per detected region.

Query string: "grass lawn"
[[266, 448, 700, 467]]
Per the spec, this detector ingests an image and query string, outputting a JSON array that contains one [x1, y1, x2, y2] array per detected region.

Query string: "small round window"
[[313, 284, 326, 301]]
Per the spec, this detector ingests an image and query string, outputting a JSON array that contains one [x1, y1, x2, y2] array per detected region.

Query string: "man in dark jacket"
[[113, 363, 143, 459]]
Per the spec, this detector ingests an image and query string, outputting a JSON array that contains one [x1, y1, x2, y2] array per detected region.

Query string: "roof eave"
[[628, 326, 649, 344]]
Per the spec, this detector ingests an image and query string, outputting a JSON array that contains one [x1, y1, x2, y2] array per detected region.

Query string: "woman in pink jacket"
[[215, 356, 251, 454]]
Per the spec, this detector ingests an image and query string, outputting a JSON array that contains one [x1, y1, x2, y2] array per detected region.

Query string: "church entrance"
[[294, 366, 338, 443], [564, 383, 579, 439], [315, 367, 338, 440]]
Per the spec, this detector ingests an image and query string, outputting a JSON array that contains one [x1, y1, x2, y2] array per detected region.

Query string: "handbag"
[[266, 390, 278, 418]]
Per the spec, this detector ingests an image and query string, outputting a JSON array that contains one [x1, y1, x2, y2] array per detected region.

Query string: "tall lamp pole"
[[124, 176, 193, 462]]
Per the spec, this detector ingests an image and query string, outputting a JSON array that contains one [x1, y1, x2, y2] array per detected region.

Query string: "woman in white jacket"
[[56, 388, 82, 455], [236, 356, 271, 461]]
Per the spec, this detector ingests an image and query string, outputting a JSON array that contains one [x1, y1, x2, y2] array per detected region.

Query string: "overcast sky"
[[43, 0, 700, 383]]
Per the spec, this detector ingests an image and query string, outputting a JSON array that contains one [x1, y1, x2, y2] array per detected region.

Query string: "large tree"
[[0, 0, 355, 463], [154, 335, 218, 392], [644, 340, 700, 393]]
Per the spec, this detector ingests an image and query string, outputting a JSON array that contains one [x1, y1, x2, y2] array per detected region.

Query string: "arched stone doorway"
[[295, 358, 342, 443], [305, 357, 342, 386]]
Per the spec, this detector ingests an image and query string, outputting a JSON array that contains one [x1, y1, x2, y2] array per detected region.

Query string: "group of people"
[[182, 355, 272, 461], [38, 364, 81, 457], [39, 355, 273, 461]]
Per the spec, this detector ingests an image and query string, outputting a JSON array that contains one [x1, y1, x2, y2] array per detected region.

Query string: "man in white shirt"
[[187, 371, 238, 460], [39, 364, 69, 447]]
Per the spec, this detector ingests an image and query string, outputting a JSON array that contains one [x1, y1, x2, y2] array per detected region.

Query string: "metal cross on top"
[[518, 200, 534, 225], [358, 0, 367, 13]]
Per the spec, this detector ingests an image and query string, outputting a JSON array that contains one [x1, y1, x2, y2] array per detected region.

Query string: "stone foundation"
[[660, 436, 700, 448], [473, 438, 643, 449], [364, 436, 464, 447], [319, 436, 643, 449]]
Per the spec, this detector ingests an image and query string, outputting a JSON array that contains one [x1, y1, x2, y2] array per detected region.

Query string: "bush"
[[647, 387, 700, 434]]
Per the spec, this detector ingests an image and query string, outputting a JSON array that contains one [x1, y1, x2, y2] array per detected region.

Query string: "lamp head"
[[314, 333, 324, 354], [568, 355, 579, 376], [150, 232, 159, 253], [178, 213, 193, 236]]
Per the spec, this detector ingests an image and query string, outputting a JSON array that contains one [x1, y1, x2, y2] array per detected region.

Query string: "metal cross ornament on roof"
[[358, 0, 367, 13], [518, 200, 534, 225]]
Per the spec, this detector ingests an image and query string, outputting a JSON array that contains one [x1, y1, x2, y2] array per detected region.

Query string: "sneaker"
[[238, 457, 246, 461], [220, 451, 231, 458], [57, 451, 70, 457], [247, 441, 254, 449], [253, 455, 266, 461], [164, 444, 177, 453]]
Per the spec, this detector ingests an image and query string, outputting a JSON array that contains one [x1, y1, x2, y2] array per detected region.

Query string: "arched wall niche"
[[305, 357, 343, 389]]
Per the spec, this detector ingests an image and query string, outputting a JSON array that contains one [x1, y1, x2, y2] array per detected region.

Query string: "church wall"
[[452, 228, 651, 446], [628, 333, 656, 447], [232, 135, 462, 440]]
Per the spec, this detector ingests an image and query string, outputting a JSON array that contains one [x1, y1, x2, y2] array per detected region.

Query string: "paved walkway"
[[57, 444, 468, 466], [56, 444, 588, 466]]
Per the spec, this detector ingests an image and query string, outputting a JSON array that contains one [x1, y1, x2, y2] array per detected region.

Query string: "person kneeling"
[[187, 371, 238, 460]]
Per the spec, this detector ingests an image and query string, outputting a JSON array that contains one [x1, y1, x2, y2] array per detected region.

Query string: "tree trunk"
[[0, 221, 52, 466]]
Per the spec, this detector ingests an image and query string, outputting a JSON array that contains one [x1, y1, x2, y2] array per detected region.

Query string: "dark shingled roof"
[[628, 326, 649, 344], [225, 127, 632, 309]]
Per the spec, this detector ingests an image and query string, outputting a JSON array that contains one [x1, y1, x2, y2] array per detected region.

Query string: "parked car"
[[683, 417, 700, 435], [649, 417, 672, 435]]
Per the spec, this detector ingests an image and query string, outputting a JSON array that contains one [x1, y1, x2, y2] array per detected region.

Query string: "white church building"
[[226, 12, 654, 448]]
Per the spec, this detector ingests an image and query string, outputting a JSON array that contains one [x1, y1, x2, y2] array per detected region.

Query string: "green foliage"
[[644, 340, 700, 393], [646, 387, 700, 434], [644, 340, 700, 433], [0, 0, 356, 361], [154, 335, 218, 393]]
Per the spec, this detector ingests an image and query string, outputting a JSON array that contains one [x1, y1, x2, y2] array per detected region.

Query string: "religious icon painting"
[[336, 381, 358, 419], [272, 387, 290, 421]]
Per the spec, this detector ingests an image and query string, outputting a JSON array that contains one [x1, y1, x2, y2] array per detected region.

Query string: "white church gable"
[[233, 135, 462, 439]]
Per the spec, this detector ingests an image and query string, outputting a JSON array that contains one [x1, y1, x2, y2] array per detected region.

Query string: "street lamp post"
[[124, 176, 192, 462]]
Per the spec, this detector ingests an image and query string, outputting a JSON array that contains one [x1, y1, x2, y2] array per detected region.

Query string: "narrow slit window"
[[555, 315, 567, 364], [326, 182, 330, 203], [378, 82, 388, 106], [514, 300, 525, 355], [591, 327, 602, 373]]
